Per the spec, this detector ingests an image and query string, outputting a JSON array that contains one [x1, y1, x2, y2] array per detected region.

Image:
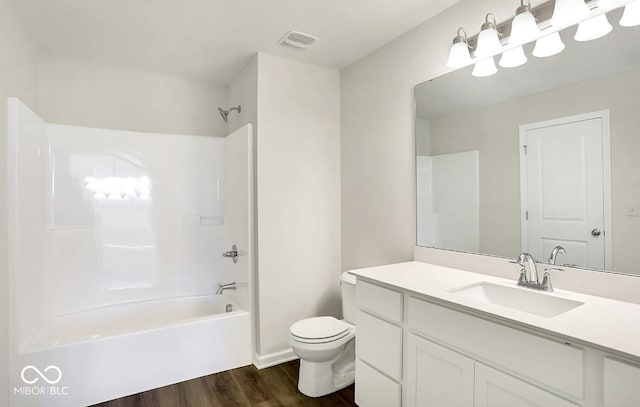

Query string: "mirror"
[[415, 7, 640, 276]]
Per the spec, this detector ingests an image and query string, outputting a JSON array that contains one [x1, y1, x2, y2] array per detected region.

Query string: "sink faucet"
[[548, 246, 566, 265], [516, 253, 558, 291], [216, 282, 236, 294]]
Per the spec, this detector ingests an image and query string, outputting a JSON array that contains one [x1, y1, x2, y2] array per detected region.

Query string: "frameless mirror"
[[415, 7, 640, 276]]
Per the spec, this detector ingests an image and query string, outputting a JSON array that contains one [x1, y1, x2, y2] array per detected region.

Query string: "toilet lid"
[[290, 316, 349, 340]]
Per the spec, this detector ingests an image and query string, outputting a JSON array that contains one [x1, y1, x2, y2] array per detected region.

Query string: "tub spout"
[[216, 282, 236, 294]]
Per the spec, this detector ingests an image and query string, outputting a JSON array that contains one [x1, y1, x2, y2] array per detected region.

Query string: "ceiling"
[[16, 0, 459, 84]]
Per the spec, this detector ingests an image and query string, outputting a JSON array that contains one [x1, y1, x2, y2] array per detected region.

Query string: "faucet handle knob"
[[518, 269, 527, 284], [541, 270, 555, 292]]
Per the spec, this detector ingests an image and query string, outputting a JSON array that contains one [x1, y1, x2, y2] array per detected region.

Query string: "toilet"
[[289, 271, 357, 397]]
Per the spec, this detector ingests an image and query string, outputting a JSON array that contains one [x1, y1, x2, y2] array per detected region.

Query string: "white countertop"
[[350, 261, 640, 361]]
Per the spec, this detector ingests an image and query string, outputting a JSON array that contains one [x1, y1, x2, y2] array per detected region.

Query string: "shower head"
[[217, 105, 241, 123], [218, 107, 229, 123]]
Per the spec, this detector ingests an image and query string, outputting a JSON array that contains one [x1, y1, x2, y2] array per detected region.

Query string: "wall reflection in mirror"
[[415, 7, 640, 276]]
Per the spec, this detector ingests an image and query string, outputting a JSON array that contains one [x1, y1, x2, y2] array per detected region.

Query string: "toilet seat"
[[290, 317, 351, 344]]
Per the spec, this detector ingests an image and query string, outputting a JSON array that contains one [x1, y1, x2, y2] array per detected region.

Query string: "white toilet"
[[289, 271, 357, 397]]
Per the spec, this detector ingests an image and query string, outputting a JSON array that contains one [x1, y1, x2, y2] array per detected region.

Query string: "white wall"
[[340, 0, 523, 271], [415, 118, 431, 156], [255, 54, 341, 360], [226, 53, 341, 363], [228, 56, 258, 134], [0, 0, 39, 402], [37, 56, 228, 137]]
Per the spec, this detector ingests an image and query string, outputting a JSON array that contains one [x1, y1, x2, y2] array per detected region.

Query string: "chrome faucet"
[[216, 282, 237, 294], [518, 252, 564, 291], [516, 253, 556, 291], [548, 246, 566, 265]]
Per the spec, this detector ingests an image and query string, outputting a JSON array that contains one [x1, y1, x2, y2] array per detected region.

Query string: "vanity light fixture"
[[500, 0, 540, 68], [620, 0, 640, 26], [472, 56, 498, 77], [575, 13, 613, 40], [455, 0, 634, 77], [446, 27, 472, 69], [510, 0, 541, 44], [474, 13, 502, 58], [550, 0, 591, 27], [499, 46, 528, 67], [532, 31, 566, 57]]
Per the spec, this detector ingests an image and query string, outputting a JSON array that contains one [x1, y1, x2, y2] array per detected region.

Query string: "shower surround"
[[8, 98, 253, 406]]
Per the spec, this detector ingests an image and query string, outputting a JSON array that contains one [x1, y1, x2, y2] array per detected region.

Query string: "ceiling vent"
[[279, 31, 318, 49]]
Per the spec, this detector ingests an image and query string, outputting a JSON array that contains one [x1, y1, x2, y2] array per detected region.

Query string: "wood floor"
[[93, 360, 356, 407]]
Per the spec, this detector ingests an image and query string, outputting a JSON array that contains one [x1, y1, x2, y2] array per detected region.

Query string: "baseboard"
[[253, 348, 298, 369]]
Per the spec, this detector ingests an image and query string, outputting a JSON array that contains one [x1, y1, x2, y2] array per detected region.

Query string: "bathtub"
[[11, 294, 252, 407]]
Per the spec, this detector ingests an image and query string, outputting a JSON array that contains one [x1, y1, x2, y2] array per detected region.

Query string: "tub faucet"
[[216, 282, 236, 294]]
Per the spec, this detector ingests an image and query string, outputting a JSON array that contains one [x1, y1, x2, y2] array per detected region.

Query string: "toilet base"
[[297, 339, 355, 398]]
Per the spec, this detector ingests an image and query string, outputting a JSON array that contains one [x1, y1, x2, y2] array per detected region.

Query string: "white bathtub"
[[11, 295, 252, 407]]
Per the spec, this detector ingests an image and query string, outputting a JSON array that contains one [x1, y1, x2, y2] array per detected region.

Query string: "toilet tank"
[[340, 272, 357, 324]]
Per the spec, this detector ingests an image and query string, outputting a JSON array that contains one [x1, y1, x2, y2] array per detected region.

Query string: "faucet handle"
[[541, 271, 554, 292], [518, 269, 527, 285], [541, 267, 564, 292]]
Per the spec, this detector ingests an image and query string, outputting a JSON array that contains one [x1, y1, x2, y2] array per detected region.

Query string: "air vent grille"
[[279, 30, 318, 49]]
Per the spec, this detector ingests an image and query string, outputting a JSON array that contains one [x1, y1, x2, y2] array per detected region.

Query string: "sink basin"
[[449, 282, 584, 318]]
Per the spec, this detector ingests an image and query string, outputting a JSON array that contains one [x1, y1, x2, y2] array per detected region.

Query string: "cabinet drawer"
[[603, 357, 640, 407], [355, 359, 401, 407], [357, 279, 403, 322], [356, 310, 403, 380], [475, 363, 579, 407], [408, 297, 584, 399]]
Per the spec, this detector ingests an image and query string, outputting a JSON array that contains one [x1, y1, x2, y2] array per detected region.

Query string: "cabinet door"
[[405, 334, 474, 407], [603, 357, 640, 407], [475, 363, 578, 407]]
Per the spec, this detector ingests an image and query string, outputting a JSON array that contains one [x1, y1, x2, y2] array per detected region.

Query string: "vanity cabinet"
[[407, 297, 584, 399], [405, 333, 578, 407], [603, 358, 640, 407], [353, 275, 640, 407], [406, 333, 474, 407], [355, 280, 403, 407], [474, 362, 578, 407]]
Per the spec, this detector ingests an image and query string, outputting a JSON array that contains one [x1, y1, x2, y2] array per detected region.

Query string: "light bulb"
[[510, 3, 541, 45], [446, 28, 472, 69], [550, 0, 590, 27], [499, 46, 528, 68], [620, 0, 640, 27], [472, 57, 498, 77], [575, 13, 613, 41], [533, 31, 565, 57], [475, 14, 502, 58]]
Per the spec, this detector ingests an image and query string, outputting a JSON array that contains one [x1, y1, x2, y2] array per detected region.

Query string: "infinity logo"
[[20, 365, 62, 385]]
